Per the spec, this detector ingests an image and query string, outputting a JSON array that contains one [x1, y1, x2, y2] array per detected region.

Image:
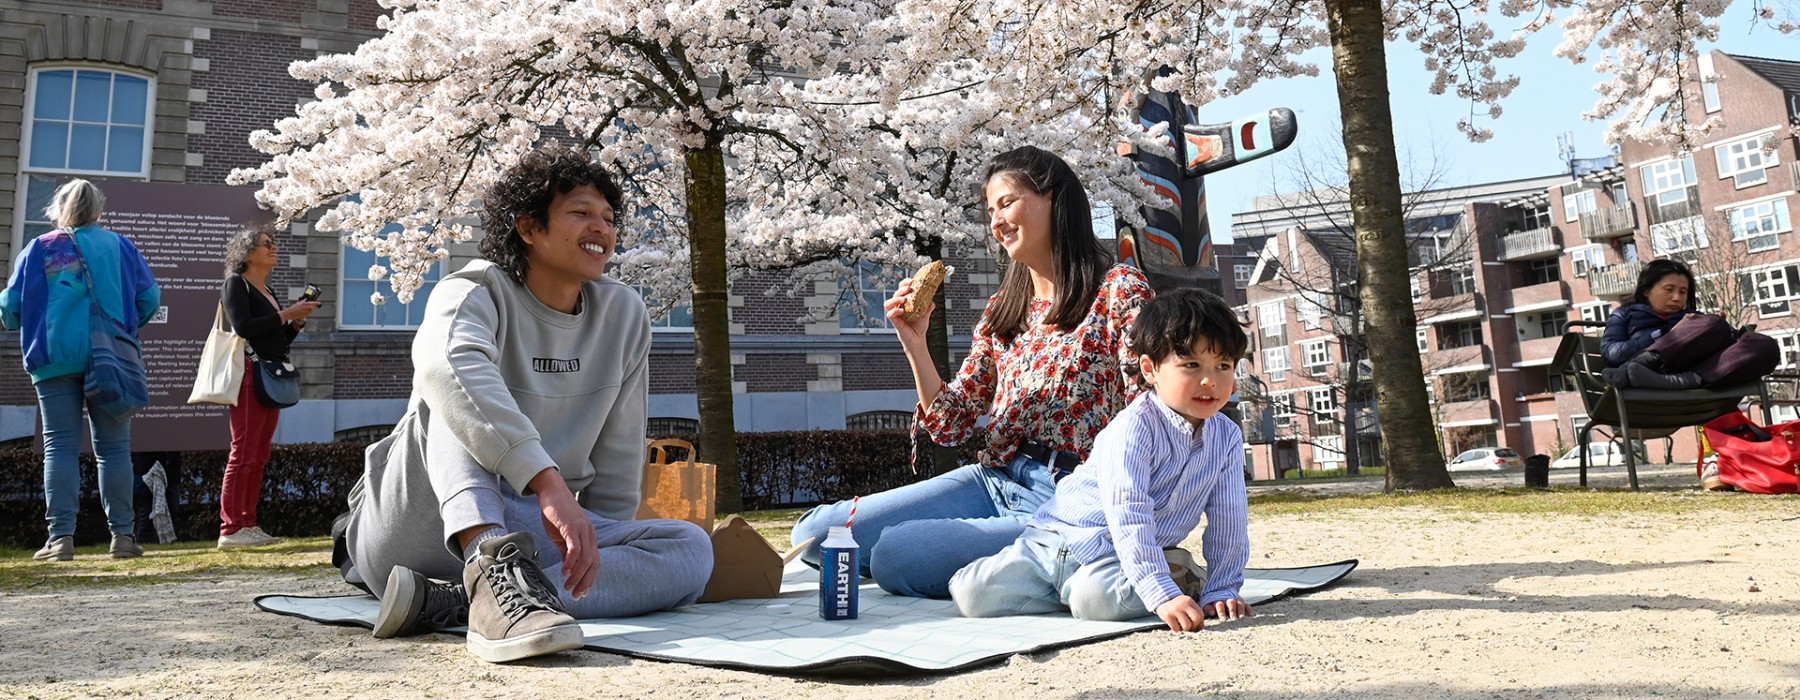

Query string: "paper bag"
[[637, 438, 717, 532], [698, 515, 813, 602]]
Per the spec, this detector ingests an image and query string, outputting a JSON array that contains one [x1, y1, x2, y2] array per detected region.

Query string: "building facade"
[[1231, 51, 1800, 478], [0, 0, 999, 447]]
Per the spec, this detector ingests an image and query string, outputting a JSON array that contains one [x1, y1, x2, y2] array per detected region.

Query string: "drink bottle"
[[819, 526, 859, 620]]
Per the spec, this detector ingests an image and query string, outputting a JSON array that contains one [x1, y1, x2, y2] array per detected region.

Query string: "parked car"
[[1447, 447, 1525, 472], [1550, 441, 1649, 469]]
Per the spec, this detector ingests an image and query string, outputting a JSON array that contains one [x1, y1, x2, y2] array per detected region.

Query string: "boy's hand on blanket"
[[530, 467, 599, 599], [1155, 595, 1207, 632], [1203, 598, 1253, 622]]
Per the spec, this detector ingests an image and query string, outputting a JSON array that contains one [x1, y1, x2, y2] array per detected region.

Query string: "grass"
[[0, 514, 810, 593], [6, 492, 1788, 591]]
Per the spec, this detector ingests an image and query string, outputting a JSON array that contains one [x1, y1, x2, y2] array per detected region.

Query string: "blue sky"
[[1194, 22, 1795, 243]]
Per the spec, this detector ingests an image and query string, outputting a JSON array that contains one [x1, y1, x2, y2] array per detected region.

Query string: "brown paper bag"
[[698, 515, 813, 602], [637, 438, 717, 532]]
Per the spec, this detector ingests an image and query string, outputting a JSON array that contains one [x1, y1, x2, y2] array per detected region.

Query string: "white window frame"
[[1773, 330, 1800, 371], [1307, 386, 1337, 416], [1312, 435, 1345, 468], [1450, 265, 1477, 296], [1749, 266, 1797, 315], [1416, 328, 1428, 353], [1234, 264, 1253, 288], [1650, 216, 1708, 257], [1578, 302, 1609, 325], [634, 284, 695, 332], [1257, 300, 1286, 331], [17, 64, 156, 252], [1262, 345, 1291, 381], [1562, 190, 1597, 223], [1570, 245, 1606, 278], [1271, 391, 1297, 428], [337, 239, 445, 330], [839, 262, 900, 333], [1715, 132, 1775, 189], [1640, 155, 1697, 207], [1297, 292, 1325, 330], [1301, 338, 1330, 375], [1729, 197, 1792, 253]]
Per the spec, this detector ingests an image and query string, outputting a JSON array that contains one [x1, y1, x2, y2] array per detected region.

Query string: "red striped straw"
[[846, 496, 859, 529]]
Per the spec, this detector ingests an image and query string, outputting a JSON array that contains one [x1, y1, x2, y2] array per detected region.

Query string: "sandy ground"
[[4, 465, 1798, 699]]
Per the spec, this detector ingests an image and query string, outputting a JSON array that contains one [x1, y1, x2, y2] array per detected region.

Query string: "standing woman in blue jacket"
[[1600, 258, 1778, 390], [0, 179, 161, 561]]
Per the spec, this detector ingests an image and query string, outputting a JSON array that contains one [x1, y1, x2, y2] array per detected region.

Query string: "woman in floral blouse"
[[792, 146, 1154, 598]]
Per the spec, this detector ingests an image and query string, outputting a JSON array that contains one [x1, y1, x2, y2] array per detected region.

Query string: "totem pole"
[[1117, 67, 1298, 293]]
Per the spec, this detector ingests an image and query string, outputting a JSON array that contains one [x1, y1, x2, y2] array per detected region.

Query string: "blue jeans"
[[949, 525, 1147, 621], [791, 453, 1060, 598], [37, 374, 135, 539]]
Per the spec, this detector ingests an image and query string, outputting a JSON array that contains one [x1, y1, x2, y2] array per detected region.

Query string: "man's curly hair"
[[479, 145, 625, 284]]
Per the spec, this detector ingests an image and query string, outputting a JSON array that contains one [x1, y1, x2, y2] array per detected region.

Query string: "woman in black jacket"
[[1601, 258, 1777, 390], [217, 227, 320, 549]]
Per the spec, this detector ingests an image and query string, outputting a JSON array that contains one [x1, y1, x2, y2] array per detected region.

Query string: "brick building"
[[1231, 51, 1800, 478], [0, 0, 999, 446]]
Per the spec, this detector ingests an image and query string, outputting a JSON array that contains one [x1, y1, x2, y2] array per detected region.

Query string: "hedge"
[[0, 429, 987, 549]]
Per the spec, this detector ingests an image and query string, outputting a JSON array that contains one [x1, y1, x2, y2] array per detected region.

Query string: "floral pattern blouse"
[[916, 264, 1153, 470]]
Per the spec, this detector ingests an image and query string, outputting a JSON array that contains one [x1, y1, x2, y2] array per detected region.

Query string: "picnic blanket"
[[257, 558, 1356, 676]]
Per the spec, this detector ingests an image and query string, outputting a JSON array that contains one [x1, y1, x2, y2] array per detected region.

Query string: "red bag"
[[1700, 411, 1800, 494]]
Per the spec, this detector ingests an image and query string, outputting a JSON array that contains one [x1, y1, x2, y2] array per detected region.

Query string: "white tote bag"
[[188, 303, 246, 405]]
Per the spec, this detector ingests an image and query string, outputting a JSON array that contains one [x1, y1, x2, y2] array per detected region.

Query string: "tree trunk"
[[684, 146, 742, 512], [921, 236, 960, 476], [1325, 0, 1454, 491]]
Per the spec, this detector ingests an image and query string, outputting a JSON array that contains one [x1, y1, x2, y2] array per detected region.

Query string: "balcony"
[[1428, 344, 1489, 375], [1419, 292, 1481, 324], [1579, 203, 1638, 241], [1512, 336, 1563, 368], [1438, 398, 1497, 427], [1336, 358, 1374, 381], [1589, 261, 1644, 299], [1504, 280, 1570, 313], [1497, 226, 1560, 261], [1645, 187, 1702, 226], [1347, 401, 1379, 436]]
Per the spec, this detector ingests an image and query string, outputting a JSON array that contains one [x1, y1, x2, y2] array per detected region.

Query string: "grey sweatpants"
[[949, 525, 1150, 621], [343, 433, 713, 618]]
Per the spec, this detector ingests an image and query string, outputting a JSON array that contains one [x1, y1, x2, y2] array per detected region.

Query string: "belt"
[[1017, 441, 1082, 481]]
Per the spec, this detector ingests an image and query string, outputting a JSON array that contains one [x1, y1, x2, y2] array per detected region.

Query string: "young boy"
[[949, 288, 1251, 631]]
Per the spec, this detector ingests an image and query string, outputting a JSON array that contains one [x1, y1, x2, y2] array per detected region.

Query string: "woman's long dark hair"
[[1630, 258, 1697, 310], [981, 146, 1114, 344]]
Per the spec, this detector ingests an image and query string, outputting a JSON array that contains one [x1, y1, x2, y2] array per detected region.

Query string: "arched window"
[[647, 417, 698, 437], [846, 410, 911, 431], [18, 66, 153, 246], [335, 425, 396, 443]]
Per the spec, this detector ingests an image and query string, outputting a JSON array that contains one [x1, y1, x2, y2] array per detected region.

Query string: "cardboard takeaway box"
[[698, 515, 814, 603]]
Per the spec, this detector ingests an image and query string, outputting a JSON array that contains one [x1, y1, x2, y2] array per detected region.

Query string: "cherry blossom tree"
[[229, 0, 1162, 510]]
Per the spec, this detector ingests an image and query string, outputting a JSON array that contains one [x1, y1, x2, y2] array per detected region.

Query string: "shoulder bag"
[[187, 302, 246, 405], [1699, 410, 1800, 494], [67, 230, 150, 417]]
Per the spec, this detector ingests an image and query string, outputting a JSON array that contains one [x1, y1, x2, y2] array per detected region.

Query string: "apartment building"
[[0, 0, 996, 448], [1231, 51, 1800, 478]]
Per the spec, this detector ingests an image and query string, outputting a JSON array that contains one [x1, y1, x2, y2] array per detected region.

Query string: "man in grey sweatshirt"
[[336, 147, 712, 664]]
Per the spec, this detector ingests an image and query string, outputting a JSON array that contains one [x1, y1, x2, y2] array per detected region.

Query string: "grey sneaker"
[[110, 534, 144, 559], [373, 565, 469, 639], [34, 536, 74, 561], [1163, 547, 1207, 599], [461, 532, 584, 663]]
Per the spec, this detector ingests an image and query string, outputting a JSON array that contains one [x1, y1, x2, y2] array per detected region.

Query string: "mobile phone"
[[300, 283, 322, 302]]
